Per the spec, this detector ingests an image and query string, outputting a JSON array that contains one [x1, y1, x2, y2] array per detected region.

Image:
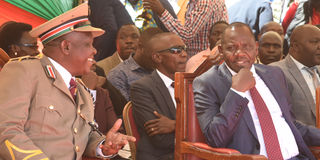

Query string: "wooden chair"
[[174, 61, 267, 160], [123, 101, 140, 160], [174, 59, 320, 160], [310, 87, 320, 159]]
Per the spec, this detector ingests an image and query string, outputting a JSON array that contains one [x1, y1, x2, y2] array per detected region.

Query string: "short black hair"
[[210, 21, 229, 34], [0, 21, 32, 53], [221, 22, 254, 44]]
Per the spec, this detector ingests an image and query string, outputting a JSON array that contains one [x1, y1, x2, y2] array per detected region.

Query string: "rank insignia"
[[45, 65, 56, 79]]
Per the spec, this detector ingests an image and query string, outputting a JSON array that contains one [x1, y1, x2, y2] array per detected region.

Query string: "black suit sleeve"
[[131, 81, 175, 149], [89, 0, 133, 61]]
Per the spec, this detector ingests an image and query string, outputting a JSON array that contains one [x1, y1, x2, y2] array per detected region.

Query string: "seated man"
[[257, 31, 283, 64], [193, 22, 320, 160], [271, 24, 320, 126], [0, 3, 135, 159], [97, 24, 141, 75], [131, 32, 187, 160], [186, 21, 228, 72], [258, 21, 288, 55], [107, 27, 163, 101]]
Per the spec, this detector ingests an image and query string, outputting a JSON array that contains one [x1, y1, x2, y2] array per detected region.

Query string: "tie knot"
[[304, 66, 318, 75], [171, 82, 175, 88], [69, 78, 77, 88]]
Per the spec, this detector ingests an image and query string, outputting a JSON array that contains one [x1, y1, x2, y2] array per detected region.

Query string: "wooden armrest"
[[191, 142, 240, 154], [82, 157, 104, 160], [309, 146, 320, 159], [181, 142, 267, 160]]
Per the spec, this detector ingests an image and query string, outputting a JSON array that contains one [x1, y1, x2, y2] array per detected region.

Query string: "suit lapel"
[[219, 64, 258, 140], [40, 56, 75, 104], [152, 71, 176, 118], [285, 56, 315, 115]]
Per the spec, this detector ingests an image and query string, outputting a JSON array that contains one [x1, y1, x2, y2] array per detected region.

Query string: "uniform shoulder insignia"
[[9, 55, 41, 62], [76, 78, 90, 92]]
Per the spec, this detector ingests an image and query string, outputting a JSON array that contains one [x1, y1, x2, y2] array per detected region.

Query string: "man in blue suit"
[[193, 22, 320, 160]]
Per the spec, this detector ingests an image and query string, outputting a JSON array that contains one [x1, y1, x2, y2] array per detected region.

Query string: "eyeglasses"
[[157, 45, 187, 54], [16, 43, 38, 49]]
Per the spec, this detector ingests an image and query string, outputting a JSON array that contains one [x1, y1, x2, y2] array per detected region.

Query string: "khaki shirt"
[[0, 56, 104, 160]]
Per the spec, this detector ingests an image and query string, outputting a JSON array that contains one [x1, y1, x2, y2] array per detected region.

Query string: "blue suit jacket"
[[193, 63, 320, 159]]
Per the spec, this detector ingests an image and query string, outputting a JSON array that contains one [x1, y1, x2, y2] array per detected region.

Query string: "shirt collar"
[[127, 54, 150, 72], [289, 55, 308, 70], [156, 69, 174, 88], [48, 57, 73, 88]]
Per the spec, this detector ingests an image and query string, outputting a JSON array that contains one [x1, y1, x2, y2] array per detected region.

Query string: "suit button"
[[256, 144, 260, 149], [75, 145, 80, 152], [74, 128, 78, 134], [48, 105, 54, 110]]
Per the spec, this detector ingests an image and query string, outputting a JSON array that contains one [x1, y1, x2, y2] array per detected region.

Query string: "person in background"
[[284, 0, 320, 44], [257, 31, 283, 64], [97, 24, 141, 75], [271, 24, 320, 126], [119, 0, 177, 31], [0, 21, 39, 58], [185, 21, 228, 73], [107, 27, 163, 101], [0, 48, 10, 71], [131, 32, 187, 160], [143, 0, 228, 57], [89, 0, 133, 61], [225, 0, 273, 39]]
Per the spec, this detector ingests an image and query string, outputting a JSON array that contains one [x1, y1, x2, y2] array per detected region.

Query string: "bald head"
[[150, 32, 187, 79], [258, 31, 283, 64], [290, 24, 320, 67], [259, 22, 284, 40], [259, 31, 283, 44]]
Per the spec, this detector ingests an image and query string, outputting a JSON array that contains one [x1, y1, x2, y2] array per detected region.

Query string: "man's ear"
[[10, 44, 20, 53], [254, 41, 259, 57], [152, 52, 161, 64], [60, 40, 71, 55]]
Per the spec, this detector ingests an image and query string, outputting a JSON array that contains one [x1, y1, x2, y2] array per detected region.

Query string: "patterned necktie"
[[249, 87, 284, 160], [304, 67, 320, 89], [69, 79, 77, 100]]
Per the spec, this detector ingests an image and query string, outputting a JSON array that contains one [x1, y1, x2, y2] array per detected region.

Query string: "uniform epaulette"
[[8, 55, 41, 62], [76, 78, 94, 103], [76, 78, 90, 92]]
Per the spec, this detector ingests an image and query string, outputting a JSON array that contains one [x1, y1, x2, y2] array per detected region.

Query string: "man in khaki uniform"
[[0, 3, 135, 160]]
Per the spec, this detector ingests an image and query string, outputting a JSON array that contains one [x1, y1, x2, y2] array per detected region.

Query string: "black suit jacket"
[[193, 63, 320, 159], [89, 0, 133, 61], [153, 0, 177, 32], [131, 71, 175, 160]]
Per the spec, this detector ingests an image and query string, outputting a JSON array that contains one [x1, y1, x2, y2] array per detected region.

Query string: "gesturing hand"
[[100, 119, 136, 156], [142, 0, 165, 15], [231, 68, 255, 92], [144, 111, 175, 136]]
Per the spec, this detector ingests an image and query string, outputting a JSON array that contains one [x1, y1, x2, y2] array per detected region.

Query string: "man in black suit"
[[89, 0, 133, 61], [130, 32, 187, 160], [193, 22, 320, 160]]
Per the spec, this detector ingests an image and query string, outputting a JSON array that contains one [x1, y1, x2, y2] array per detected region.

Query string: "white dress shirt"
[[48, 57, 72, 88], [156, 70, 176, 108], [290, 55, 320, 103], [226, 65, 299, 160]]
